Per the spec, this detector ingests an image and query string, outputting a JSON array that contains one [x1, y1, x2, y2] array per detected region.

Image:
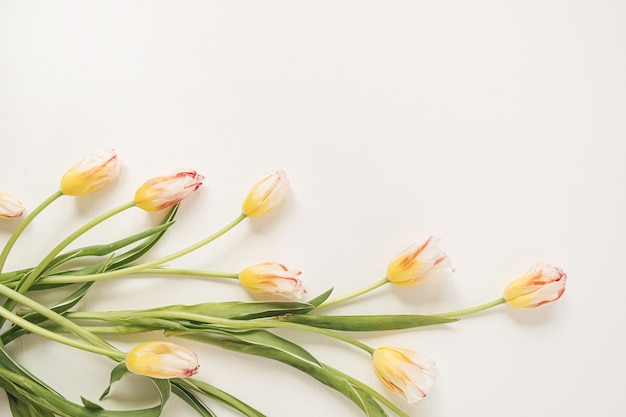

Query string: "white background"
[[1, 1, 625, 416]]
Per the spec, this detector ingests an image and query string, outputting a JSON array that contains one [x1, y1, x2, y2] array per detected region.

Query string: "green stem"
[[42, 324, 151, 335], [439, 297, 506, 317], [324, 363, 410, 417], [317, 278, 390, 309], [273, 321, 374, 354], [0, 283, 117, 354], [0, 191, 63, 273], [0, 305, 123, 360], [176, 378, 266, 417], [66, 309, 375, 354], [135, 268, 239, 279], [35, 213, 247, 285]]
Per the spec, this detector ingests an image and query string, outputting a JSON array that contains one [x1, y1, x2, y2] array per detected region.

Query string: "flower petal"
[[0, 190, 25, 218]]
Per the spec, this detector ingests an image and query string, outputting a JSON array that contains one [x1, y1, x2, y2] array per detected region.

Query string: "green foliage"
[[278, 312, 458, 331]]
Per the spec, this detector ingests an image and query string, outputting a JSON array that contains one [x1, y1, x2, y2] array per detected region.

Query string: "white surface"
[[1, 1, 625, 416]]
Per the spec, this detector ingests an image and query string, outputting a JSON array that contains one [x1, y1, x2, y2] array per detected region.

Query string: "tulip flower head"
[[241, 169, 289, 217], [372, 346, 436, 404], [125, 341, 199, 379], [238, 262, 305, 299], [0, 190, 25, 219], [503, 262, 567, 309], [134, 170, 204, 211], [60, 149, 122, 196], [386, 236, 452, 286]]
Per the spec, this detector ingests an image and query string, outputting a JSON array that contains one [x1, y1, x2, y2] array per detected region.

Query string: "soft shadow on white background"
[[1, 1, 625, 416]]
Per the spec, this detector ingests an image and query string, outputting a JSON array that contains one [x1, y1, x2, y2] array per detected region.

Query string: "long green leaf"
[[100, 362, 130, 400], [1, 256, 114, 345], [1, 204, 179, 290], [278, 313, 458, 331], [176, 378, 267, 417], [0, 367, 171, 417], [7, 392, 55, 417], [0, 339, 171, 417], [171, 381, 218, 417], [39, 220, 175, 276], [306, 288, 334, 307], [177, 330, 389, 417], [1, 282, 96, 344], [151, 300, 317, 320]]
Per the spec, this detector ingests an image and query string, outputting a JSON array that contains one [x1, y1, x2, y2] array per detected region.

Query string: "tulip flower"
[[134, 170, 204, 211], [60, 149, 122, 196], [386, 236, 452, 286], [238, 262, 305, 299], [503, 262, 567, 308], [125, 341, 199, 379], [241, 169, 289, 217], [0, 190, 25, 218], [372, 346, 436, 404]]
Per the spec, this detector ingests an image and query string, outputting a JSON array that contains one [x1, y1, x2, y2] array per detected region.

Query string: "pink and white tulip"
[[238, 262, 305, 299], [386, 236, 452, 286], [241, 169, 289, 217], [372, 346, 436, 404], [503, 262, 567, 308], [60, 149, 122, 196], [125, 341, 199, 379], [134, 170, 204, 211], [0, 190, 25, 218]]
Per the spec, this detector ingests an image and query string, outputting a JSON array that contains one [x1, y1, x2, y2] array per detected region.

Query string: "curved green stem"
[[0, 283, 117, 354], [438, 297, 506, 317], [35, 213, 247, 285], [0, 305, 123, 360], [14, 200, 136, 294], [317, 278, 389, 309], [0, 191, 63, 273], [274, 321, 374, 354], [137, 268, 239, 279]]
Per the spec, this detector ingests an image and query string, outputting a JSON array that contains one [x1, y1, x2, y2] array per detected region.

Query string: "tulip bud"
[[0, 190, 25, 219], [238, 262, 305, 299], [372, 346, 436, 404], [241, 169, 289, 217], [503, 262, 567, 308], [134, 170, 204, 211], [60, 149, 122, 196], [386, 236, 452, 286], [125, 341, 199, 379]]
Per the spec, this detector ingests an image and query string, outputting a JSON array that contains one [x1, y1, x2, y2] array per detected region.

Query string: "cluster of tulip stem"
[[0, 149, 567, 417]]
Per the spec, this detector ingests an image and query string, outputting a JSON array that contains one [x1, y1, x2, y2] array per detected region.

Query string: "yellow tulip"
[[238, 262, 305, 299], [503, 262, 567, 308], [60, 149, 122, 196], [386, 236, 452, 286], [125, 341, 199, 379], [372, 346, 436, 404], [241, 169, 289, 217]]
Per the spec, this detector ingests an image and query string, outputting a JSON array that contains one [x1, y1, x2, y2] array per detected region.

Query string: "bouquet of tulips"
[[0, 149, 567, 417]]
